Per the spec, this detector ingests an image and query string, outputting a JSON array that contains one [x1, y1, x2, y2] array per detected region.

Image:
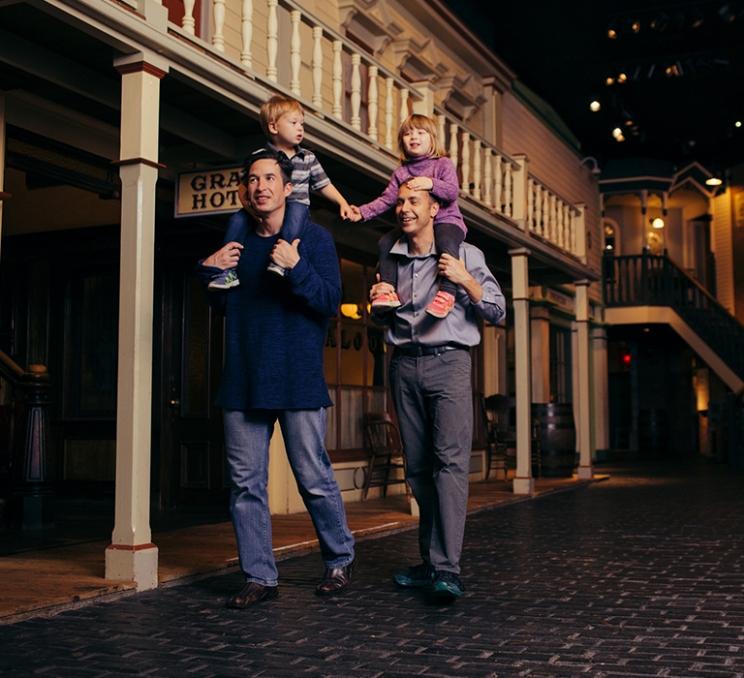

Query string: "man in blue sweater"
[[200, 150, 355, 608]]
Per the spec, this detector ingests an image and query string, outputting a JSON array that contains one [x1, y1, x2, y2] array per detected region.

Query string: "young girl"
[[351, 114, 467, 319]]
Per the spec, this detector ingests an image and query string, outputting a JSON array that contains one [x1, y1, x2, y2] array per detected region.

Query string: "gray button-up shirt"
[[376, 237, 506, 347]]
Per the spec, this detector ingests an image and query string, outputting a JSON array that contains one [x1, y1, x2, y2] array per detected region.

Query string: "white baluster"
[[548, 193, 556, 243], [212, 0, 225, 52], [367, 65, 378, 141], [312, 26, 323, 109], [437, 114, 446, 151], [449, 123, 459, 173], [182, 0, 196, 34], [240, 0, 253, 69], [290, 10, 301, 96], [527, 178, 534, 231], [460, 133, 470, 194], [350, 54, 361, 131], [494, 154, 502, 212], [332, 41, 343, 118], [504, 162, 513, 217], [542, 189, 550, 240], [399, 88, 409, 123], [385, 77, 394, 150], [557, 199, 565, 248], [565, 205, 573, 252], [570, 207, 577, 254], [472, 139, 481, 201], [266, 0, 278, 82], [534, 183, 542, 236], [484, 150, 493, 208]]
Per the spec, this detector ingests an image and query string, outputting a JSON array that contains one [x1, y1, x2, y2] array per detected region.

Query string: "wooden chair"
[[481, 394, 517, 480], [361, 413, 409, 500]]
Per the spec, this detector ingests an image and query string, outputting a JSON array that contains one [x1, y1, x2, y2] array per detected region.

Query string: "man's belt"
[[393, 343, 469, 357]]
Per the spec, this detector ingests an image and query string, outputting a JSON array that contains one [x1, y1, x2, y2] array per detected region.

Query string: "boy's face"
[[269, 111, 304, 148]]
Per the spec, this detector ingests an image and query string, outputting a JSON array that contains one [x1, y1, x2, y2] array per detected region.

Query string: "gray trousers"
[[389, 349, 473, 574]]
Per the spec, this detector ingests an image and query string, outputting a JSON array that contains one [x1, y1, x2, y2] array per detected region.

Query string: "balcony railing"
[[603, 253, 744, 380], [163, 0, 585, 260]]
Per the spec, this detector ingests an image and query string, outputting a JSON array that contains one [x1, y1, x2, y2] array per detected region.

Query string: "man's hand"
[[339, 202, 354, 221], [369, 274, 395, 303], [203, 241, 243, 269], [438, 253, 483, 303], [406, 176, 433, 192], [271, 238, 301, 269]]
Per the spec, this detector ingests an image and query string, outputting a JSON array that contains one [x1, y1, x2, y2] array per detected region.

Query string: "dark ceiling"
[[445, 0, 744, 173]]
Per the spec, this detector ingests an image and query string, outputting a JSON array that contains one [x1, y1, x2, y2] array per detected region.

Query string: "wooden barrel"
[[531, 403, 576, 477], [638, 409, 668, 456]]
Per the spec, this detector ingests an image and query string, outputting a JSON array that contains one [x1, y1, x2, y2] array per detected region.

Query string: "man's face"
[[245, 159, 292, 216], [395, 185, 439, 237]]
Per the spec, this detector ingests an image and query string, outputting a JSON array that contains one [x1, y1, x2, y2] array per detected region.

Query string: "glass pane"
[[339, 321, 365, 386], [182, 276, 211, 417], [339, 387, 364, 449]]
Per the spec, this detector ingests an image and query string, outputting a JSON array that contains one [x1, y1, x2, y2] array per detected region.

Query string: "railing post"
[[289, 10, 302, 96], [11, 365, 54, 529], [212, 0, 226, 52], [332, 41, 343, 119], [311, 25, 323, 109], [240, 0, 253, 69], [510, 153, 528, 230], [574, 203, 586, 262]]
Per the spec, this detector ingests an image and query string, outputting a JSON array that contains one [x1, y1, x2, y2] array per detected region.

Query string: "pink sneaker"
[[371, 291, 401, 309], [426, 290, 455, 319]]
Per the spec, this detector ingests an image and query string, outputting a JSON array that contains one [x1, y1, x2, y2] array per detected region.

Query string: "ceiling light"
[[589, 100, 601, 112], [612, 127, 623, 139], [605, 76, 615, 86], [736, 121, 742, 128], [608, 28, 618, 39], [631, 21, 641, 33], [651, 217, 665, 229], [340, 303, 362, 319], [705, 177, 723, 186], [617, 72, 628, 83]]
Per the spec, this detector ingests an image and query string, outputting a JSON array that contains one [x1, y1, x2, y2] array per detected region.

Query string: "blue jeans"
[[224, 201, 308, 245], [223, 408, 355, 586]]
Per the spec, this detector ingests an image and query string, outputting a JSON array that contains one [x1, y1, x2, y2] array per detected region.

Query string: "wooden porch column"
[[105, 54, 168, 591], [574, 280, 593, 479], [591, 325, 610, 461], [509, 248, 534, 495], [530, 305, 551, 404]]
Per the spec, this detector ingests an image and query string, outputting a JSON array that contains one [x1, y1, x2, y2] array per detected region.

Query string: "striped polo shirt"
[[254, 143, 330, 206]]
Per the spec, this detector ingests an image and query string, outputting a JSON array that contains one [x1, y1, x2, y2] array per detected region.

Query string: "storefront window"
[[325, 259, 388, 458]]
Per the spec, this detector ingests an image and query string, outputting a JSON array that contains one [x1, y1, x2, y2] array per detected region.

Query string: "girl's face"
[[401, 127, 433, 158]]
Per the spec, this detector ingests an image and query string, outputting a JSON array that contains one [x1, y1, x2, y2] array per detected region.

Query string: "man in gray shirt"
[[370, 184, 506, 602]]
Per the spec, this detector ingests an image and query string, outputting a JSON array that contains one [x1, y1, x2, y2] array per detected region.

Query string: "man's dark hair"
[[243, 148, 293, 185]]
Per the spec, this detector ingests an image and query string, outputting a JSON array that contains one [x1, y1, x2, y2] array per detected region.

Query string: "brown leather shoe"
[[315, 561, 354, 596], [225, 582, 279, 609]]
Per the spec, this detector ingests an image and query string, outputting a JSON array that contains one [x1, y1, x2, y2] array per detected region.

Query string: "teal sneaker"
[[430, 570, 464, 602], [393, 562, 434, 588], [208, 268, 240, 290]]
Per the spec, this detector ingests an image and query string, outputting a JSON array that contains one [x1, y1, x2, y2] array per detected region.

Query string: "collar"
[[266, 141, 306, 159], [389, 235, 437, 259]]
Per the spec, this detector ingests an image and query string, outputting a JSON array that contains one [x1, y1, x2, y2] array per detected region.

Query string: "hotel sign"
[[175, 166, 243, 217]]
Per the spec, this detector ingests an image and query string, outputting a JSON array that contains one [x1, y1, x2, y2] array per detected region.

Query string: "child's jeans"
[[223, 201, 309, 247], [378, 222, 465, 295]]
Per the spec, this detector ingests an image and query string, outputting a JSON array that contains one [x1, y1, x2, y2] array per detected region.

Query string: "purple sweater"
[[359, 156, 467, 235]]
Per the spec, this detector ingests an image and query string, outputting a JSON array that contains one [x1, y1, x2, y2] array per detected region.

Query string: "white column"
[[266, 0, 278, 82], [592, 325, 610, 461], [289, 10, 301, 96], [240, 0, 253, 69], [311, 26, 323, 109], [0, 92, 6, 260], [574, 203, 587, 262], [574, 280, 593, 479], [510, 154, 528, 229], [332, 41, 343, 119], [367, 65, 378, 141], [384, 77, 394, 150], [509, 248, 534, 495], [399, 87, 409, 124], [449, 123, 459, 174], [212, 0, 226, 52], [182, 0, 196, 34], [106, 56, 167, 591], [350, 53, 361, 131], [460, 132, 470, 194]]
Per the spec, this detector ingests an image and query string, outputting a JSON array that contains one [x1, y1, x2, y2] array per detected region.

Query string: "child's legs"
[[377, 229, 401, 288], [280, 201, 309, 243], [224, 208, 251, 246], [434, 223, 466, 296]]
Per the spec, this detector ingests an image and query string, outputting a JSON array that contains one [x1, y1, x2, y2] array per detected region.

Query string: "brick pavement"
[[2, 462, 743, 677]]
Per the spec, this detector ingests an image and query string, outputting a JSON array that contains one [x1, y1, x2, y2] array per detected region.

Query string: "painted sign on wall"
[[175, 167, 244, 217]]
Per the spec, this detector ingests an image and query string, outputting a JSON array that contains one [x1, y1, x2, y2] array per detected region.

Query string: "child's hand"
[[406, 177, 433, 191], [347, 205, 363, 222]]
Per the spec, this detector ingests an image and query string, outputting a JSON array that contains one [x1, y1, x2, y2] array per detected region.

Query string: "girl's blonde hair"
[[397, 114, 446, 161]]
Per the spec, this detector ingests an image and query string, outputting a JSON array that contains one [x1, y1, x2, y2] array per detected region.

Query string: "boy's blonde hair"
[[259, 95, 304, 137], [398, 114, 446, 161]]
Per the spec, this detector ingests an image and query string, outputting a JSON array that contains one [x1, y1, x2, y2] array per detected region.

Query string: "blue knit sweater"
[[199, 215, 340, 410]]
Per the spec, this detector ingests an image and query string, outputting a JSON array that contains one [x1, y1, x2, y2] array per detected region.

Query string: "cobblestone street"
[[2, 462, 744, 677]]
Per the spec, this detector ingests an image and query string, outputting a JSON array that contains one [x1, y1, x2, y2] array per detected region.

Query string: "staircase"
[[603, 253, 744, 386]]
